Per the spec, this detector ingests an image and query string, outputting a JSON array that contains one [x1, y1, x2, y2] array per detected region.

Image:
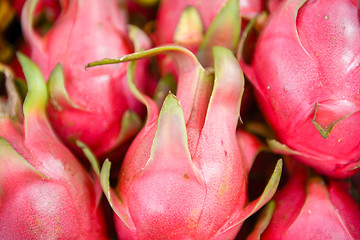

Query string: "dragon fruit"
[[0, 54, 108, 239], [155, 0, 260, 120], [239, 0, 360, 178], [86, 45, 282, 239], [155, 0, 264, 52], [154, 0, 244, 72], [248, 159, 360, 239], [21, 0, 153, 159]]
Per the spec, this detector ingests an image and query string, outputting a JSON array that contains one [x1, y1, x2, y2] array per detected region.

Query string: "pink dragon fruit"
[[155, 0, 264, 52], [154, 0, 265, 69], [248, 159, 360, 239], [86, 45, 282, 240], [0, 54, 108, 239], [155, 0, 260, 120], [21, 0, 153, 159], [239, 0, 360, 178]]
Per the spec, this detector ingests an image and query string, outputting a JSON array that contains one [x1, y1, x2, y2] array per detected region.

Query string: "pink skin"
[[240, 0, 360, 177], [88, 46, 281, 239], [257, 162, 360, 239], [0, 60, 108, 239], [22, 0, 151, 158], [115, 47, 247, 240], [0, 119, 108, 240], [267, 0, 284, 13]]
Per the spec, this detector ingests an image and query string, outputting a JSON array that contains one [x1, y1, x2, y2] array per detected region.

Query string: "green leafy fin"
[[76, 140, 103, 207], [197, 0, 241, 67], [100, 160, 135, 230], [173, 6, 204, 51], [247, 201, 276, 240], [203, 46, 244, 133], [144, 93, 202, 182], [235, 11, 267, 64], [312, 100, 360, 139], [267, 139, 301, 156], [236, 12, 259, 89], [0, 138, 48, 182], [17, 52, 58, 141], [127, 60, 159, 127], [115, 110, 143, 145], [17, 52, 47, 117], [76, 140, 101, 176], [47, 63, 83, 111], [219, 159, 282, 234]]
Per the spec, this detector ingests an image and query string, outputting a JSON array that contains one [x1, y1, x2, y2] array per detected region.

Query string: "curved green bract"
[[220, 159, 283, 233], [76, 140, 100, 176], [247, 201, 276, 240], [128, 24, 151, 52], [0, 137, 47, 180], [143, 93, 202, 182], [267, 139, 301, 156], [17, 52, 48, 118], [47, 63, 82, 111], [197, 0, 241, 67], [174, 6, 203, 47], [312, 101, 360, 139], [116, 110, 143, 145], [100, 160, 135, 230]]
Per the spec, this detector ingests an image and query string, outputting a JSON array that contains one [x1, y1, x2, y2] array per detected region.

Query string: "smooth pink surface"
[[241, 0, 360, 177], [111, 48, 255, 239], [0, 115, 107, 239], [22, 0, 150, 157], [260, 163, 360, 239]]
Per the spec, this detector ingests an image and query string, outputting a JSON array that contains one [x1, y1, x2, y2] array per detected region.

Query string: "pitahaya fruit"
[[155, 0, 264, 53], [239, 0, 360, 178], [21, 0, 153, 159], [154, 0, 250, 68], [248, 159, 360, 240], [87, 45, 282, 240], [0, 54, 108, 239], [155, 0, 259, 120]]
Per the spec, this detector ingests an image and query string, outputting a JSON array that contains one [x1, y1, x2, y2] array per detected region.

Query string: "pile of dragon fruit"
[[1, 0, 360, 239]]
